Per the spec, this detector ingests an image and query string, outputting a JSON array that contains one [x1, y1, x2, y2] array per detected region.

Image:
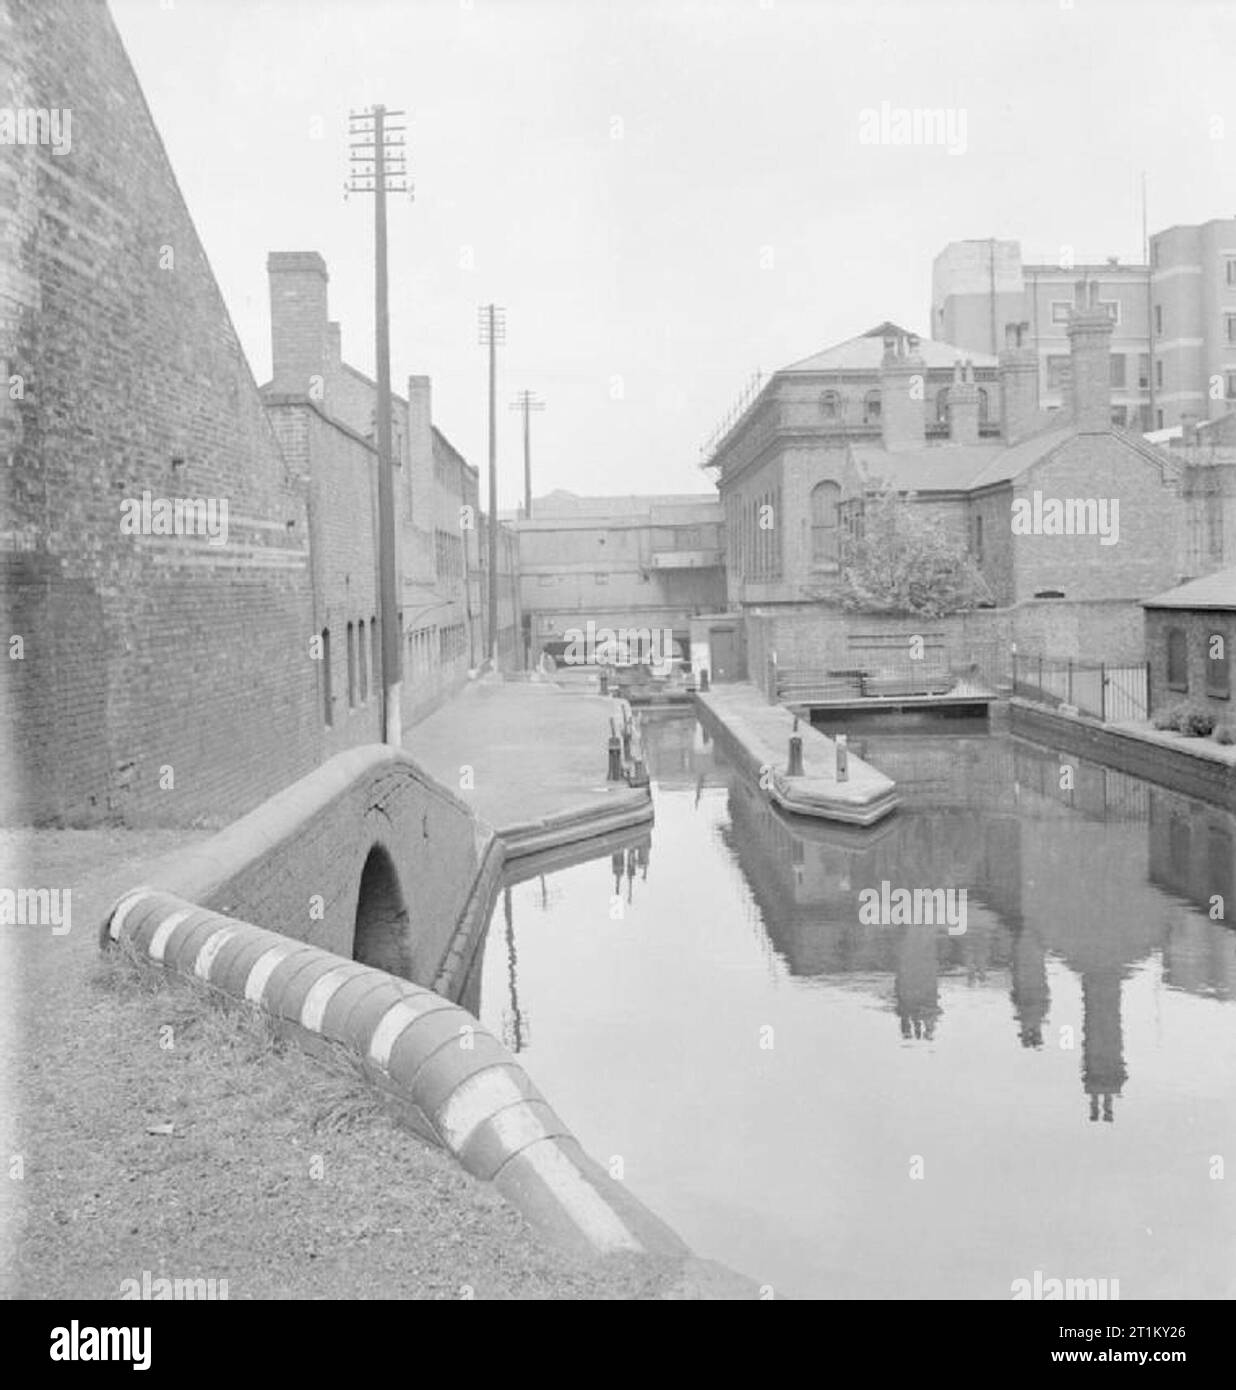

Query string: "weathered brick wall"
[[1145, 608, 1236, 722], [1, 0, 319, 826], [1012, 436, 1184, 603]]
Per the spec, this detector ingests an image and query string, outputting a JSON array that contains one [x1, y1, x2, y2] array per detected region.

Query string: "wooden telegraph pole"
[[347, 105, 409, 744], [509, 389, 545, 520], [478, 304, 505, 667]]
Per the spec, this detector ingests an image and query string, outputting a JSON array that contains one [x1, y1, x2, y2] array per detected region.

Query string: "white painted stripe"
[[367, 995, 443, 1069], [300, 963, 368, 1033], [193, 927, 238, 981], [244, 944, 296, 1003], [149, 909, 193, 963], [480, 1100, 550, 1157], [519, 1142, 642, 1254], [437, 1068, 528, 1150], [108, 887, 155, 941]]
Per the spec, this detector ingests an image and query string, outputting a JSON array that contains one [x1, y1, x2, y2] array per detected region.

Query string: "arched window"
[[811, 481, 842, 563], [863, 389, 881, 424], [321, 628, 333, 727], [346, 621, 357, 708], [936, 387, 951, 424], [358, 621, 368, 703], [819, 390, 841, 421], [371, 615, 380, 692], [1167, 627, 1188, 691], [977, 387, 990, 424]]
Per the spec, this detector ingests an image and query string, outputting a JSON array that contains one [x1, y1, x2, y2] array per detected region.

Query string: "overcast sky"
[[110, 0, 1235, 502]]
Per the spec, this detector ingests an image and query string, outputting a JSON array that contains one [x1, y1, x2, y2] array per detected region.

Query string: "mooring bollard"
[[836, 732, 849, 782], [608, 734, 623, 781], [699, 669, 710, 692], [787, 733, 804, 777]]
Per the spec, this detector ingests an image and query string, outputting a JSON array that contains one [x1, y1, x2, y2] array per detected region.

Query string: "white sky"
[[110, 0, 1236, 501]]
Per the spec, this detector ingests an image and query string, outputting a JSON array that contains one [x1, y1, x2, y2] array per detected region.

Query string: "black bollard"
[[607, 735, 623, 781], [835, 733, 849, 782], [787, 733, 804, 777]]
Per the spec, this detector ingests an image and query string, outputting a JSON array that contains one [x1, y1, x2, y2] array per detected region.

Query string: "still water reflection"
[[466, 714, 1236, 1298]]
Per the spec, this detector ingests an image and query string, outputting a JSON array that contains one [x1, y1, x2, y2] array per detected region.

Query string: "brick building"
[[1, 0, 319, 825], [513, 491, 724, 665], [1142, 568, 1236, 723]]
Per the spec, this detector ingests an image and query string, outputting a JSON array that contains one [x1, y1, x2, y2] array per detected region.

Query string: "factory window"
[[863, 389, 881, 425], [1050, 301, 1071, 325], [371, 616, 379, 691], [935, 387, 951, 424], [1138, 354, 1150, 389], [1226, 372, 1236, 401], [1227, 258, 1236, 286], [346, 622, 356, 709], [1166, 627, 1188, 692], [1156, 359, 1164, 388], [1046, 356, 1070, 390], [1100, 300, 1120, 325], [819, 390, 841, 421], [810, 481, 841, 564], [977, 387, 990, 423], [1154, 305, 1163, 335], [974, 514, 984, 562], [1227, 315, 1236, 345]]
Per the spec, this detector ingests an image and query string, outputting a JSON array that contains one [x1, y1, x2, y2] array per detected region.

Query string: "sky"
[[109, 0, 1236, 503]]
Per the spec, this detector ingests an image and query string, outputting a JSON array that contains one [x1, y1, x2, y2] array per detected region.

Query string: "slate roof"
[[1142, 568, 1236, 611], [782, 322, 998, 375]]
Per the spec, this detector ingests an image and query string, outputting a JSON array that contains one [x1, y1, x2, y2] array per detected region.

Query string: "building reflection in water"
[[467, 712, 1235, 1118]]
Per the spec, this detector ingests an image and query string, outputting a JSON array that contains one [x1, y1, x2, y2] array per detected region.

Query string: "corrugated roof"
[[783, 323, 998, 374], [1142, 567, 1236, 610]]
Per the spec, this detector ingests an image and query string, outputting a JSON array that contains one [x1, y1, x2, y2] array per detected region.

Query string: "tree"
[[834, 486, 992, 618]]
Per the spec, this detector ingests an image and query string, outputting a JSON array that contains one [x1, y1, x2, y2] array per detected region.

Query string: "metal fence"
[[1012, 654, 1148, 723]]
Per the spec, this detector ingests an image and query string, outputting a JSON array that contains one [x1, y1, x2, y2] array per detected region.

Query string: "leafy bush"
[[1154, 701, 1216, 736]]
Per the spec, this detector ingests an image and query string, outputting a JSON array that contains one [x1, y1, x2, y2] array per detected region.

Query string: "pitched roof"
[[782, 323, 998, 375], [851, 443, 1003, 493], [966, 425, 1075, 489], [1142, 567, 1236, 610]]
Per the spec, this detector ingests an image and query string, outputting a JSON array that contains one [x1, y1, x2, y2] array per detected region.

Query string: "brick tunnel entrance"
[[353, 845, 413, 977]]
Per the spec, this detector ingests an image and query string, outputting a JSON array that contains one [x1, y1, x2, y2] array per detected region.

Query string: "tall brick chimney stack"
[[1066, 279, 1114, 433], [267, 251, 329, 399], [999, 321, 1039, 444], [879, 331, 926, 452], [948, 358, 980, 444]]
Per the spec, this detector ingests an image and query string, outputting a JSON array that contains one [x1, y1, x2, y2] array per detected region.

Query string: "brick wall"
[[1, 0, 319, 826], [1145, 608, 1236, 722]]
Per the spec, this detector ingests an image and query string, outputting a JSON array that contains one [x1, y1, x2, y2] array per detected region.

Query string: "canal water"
[[466, 711, 1236, 1299]]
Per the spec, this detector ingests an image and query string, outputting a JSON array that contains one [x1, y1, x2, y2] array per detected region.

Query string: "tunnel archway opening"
[[353, 845, 413, 976]]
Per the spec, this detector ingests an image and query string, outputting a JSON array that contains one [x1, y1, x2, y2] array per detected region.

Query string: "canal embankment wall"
[[1010, 698, 1236, 812]]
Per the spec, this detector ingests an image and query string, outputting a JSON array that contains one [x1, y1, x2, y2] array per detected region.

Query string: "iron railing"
[[1012, 654, 1148, 723]]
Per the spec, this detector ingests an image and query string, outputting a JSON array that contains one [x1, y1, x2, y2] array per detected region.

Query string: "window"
[[863, 389, 881, 424], [1157, 408, 1164, 430], [1166, 627, 1188, 692], [1226, 315, 1236, 345], [1138, 354, 1150, 389], [935, 387, 951, 424], [1110, 406, 1128, 428], [1110, 353, 1126, 387], [595, 572, 609, 585], [1100, 299, 1120, 325], [321, 628, 332, 727], [974, 514, 984, 562], [358, 621, 368, 703], [810, 481, 841, 564], [1050, 301, 1071, 325], [346, 621, 356, 708], [1154, 305, 1162, 335], [1228, 372, 1236, 401], [1156, 359, 1164, 388], [1227, 259, 1236, 286], [1046, 355, 1070, 390], [819, 390, 841, 420], [977, 387, 990, 423], [371, 615, 379, 691], [1206, 629, 1230, 699]]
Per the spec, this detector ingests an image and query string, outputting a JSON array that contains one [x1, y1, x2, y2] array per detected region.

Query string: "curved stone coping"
[[101, 887, 688, 1263], [131, 745, 490, 911], [498, 792, 654, 859]]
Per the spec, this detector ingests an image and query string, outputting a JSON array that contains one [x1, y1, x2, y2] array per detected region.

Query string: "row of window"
[[727, 487, 784, 581], [818, 387, 992, 426], [318, 614, 472, 726], [1166, 628, 1230, 698]]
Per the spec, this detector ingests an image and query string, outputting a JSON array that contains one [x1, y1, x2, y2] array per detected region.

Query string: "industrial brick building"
[[0, 0, 515, 827], [1143, 568, 1236, 724]]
